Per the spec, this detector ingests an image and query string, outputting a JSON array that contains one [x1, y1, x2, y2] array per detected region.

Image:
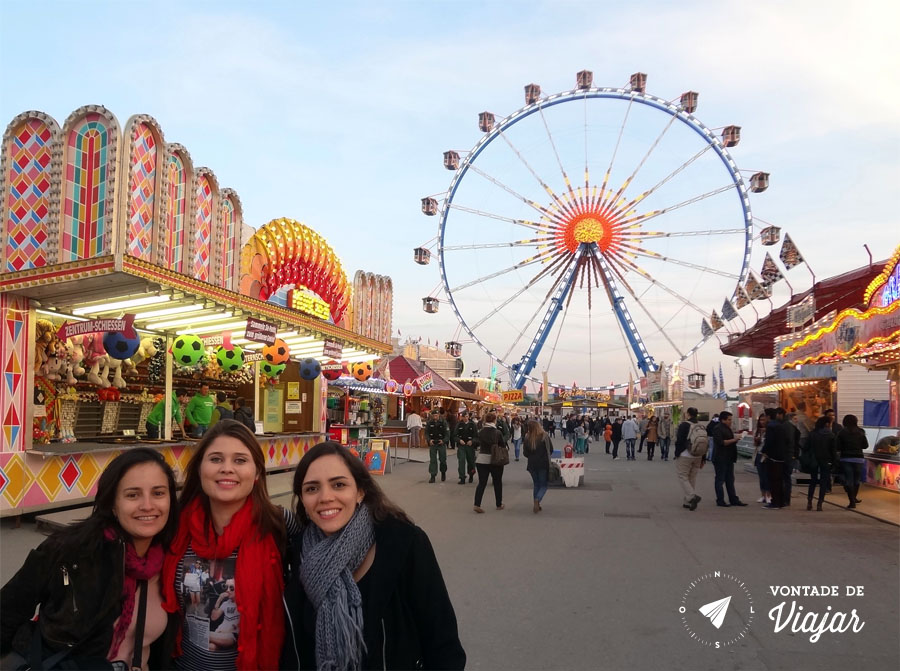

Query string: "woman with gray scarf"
[[282, 442, 465, 670]]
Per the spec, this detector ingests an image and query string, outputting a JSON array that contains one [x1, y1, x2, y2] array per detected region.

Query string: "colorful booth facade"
[[0, 106, 391, 516]]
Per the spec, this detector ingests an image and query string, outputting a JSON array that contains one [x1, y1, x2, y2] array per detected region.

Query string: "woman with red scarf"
[[160, 420, 295, 670], [1, 448, 178, 670]]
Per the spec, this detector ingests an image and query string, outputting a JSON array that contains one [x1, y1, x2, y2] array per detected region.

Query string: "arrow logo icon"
[[698, 596, 731, 629]]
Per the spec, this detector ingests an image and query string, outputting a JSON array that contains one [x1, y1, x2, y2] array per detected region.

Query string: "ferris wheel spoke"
[[442, 237, 556, 252], [448, 249, 557, 293], [448, 204, 555, 232], [538, 104, 581, 213], [500, 252, 579, 363], [613, 144, 713, 214], [592, 251, 686, 359], [610, 254, 709, 318], [469, 252, 570, 331], [617, 245, 739, 279], [597, 113, 678, 219], [626, 228, 745, 240], [497, 130, 579, 219], [610, 184, 735, 229], [591, 94, 635, 212], [466, 164, 568, 226]]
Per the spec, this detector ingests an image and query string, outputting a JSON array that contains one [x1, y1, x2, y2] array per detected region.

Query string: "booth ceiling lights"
[[144, 311, 234, 330], [73, 294, 172, 315]]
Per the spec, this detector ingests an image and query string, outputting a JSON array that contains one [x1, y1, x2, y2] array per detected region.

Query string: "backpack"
[[687, 422, 708, 457]]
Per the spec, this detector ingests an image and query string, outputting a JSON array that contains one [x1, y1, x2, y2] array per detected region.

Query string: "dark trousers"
[[783, 459, 795, 503], [646, 441, 655, 460], [714, 459, 739, 504], [612, 439, 621, 458], [605, 440, 611, 454], [660, 437, 670, 460], [766, 460, 785, 507], [808, 463, 831, 504], [146, 421, 161, 439], [474, 463, 503, 507]]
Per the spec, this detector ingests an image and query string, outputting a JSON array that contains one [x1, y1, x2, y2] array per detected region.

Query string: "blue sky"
[[1, 0, 898, 390]]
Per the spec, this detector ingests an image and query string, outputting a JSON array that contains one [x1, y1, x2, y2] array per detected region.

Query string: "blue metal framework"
[[435, 85, 754, 390]]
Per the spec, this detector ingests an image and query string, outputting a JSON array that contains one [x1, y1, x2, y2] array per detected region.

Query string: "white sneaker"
[[765, 496, 772, 504], [756, 496, 766, 503]]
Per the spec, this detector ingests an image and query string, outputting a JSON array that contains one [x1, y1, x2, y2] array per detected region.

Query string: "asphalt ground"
[[2, 436, 898, 671]]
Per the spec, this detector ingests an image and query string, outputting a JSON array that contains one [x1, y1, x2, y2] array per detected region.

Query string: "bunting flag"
[[734, 284, 751, 309], [721, 297, 738, 321], [712, 368, 718, 396], [745, 272, 770, 301], [701, 318, 714, 338], [760, 252, 784, 288], [779, 233, 804, 270], [718, 363, 725, 398], [710, 310, 724, 331]]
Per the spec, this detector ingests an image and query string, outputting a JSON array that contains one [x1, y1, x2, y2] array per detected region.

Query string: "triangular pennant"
[[760, 253, 784, 288], [780, 233, 804, 270]]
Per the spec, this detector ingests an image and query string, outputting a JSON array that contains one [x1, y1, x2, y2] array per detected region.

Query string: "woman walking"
[[807, 416, 838, 510], [282, 441, 465, 670], [752, 413, 771, 504], [523, 420, 554, 513], [646, 416, 659, 461], [836, 414, 868, 509], [161, 420, 294, 670], [1, 449, 178, 670], [611, 417, 623, 460], [473, 412, 507, 513], [511, 415, 523, 461]]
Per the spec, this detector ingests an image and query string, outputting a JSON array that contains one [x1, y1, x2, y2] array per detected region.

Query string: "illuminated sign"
[[878, 264, 900, 308], [291, 287, 331, 321], [502, 390, 524, 403]]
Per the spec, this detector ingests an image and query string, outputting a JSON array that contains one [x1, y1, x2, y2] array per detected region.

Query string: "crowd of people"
[[0, 421, 466, 671]]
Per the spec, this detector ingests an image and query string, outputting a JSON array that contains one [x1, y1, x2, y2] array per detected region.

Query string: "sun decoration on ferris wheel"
[[415, 71, 772, 391]]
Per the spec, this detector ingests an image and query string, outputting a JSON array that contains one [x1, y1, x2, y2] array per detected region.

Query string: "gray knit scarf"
[[300, 502, 376, 671]]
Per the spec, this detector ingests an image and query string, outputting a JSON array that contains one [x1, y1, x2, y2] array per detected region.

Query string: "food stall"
[[0, 105, 391, 516], [778, 244, 900, 491]]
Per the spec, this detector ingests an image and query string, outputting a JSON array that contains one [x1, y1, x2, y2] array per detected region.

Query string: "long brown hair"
[[524, 419, 545, 448], [180, 419, 285, 549], [292, 441, 412, 527]]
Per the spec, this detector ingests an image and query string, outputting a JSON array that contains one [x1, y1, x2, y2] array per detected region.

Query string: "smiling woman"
[[0, 448, 179, 670], [159, 420, 296, 671], [282, 442, 466, 670]]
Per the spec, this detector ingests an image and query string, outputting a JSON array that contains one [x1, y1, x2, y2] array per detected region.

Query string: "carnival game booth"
[[778, 244, 900, 492], [325, 376, 401, 447], [0, 106, 390, 516]]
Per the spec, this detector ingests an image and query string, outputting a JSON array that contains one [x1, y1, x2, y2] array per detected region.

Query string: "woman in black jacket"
[[1, 448, 178, 670], [282, 441, 465, 670], [473, 411, 506, 513], [807, 416, 838, 511], [524, 419, 553, 514], [837, 414, 868, 509]]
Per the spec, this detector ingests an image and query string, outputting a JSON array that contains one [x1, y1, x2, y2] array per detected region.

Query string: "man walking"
[[638, 415, 649, 453], [711, 411, 748, 507], [455, 410, 478, 484], [407, 409, 423, 448], [659, 413, 672, 461], [426, 408, 450, 483], [675, 407, 705, 510], [622, 415, 639, 461], [760, 407, 789, 509], [611, 417, 623, 459]]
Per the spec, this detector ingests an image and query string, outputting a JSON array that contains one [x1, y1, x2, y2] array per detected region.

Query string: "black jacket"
[[761, 419, 789, 461], [524, 434, 553, 474], [611, 421, 623, 441], [455, 419, 478, 445], [282, 516, 466, 670], [836, 427, 868, 460], [476, 425, 504, 455], [808, 428, 838, 466], [0, 535, 175, 668], [233, 405, 256, 431], [712, 423, 737, 463]]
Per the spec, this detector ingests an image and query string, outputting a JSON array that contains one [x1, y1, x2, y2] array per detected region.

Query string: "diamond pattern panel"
[[59, 457, 81, 492], [192, 175, 212, 281], [63, 113, 110, 261], [126, 123, 157, 260], [165, 154, 186, 272], [220, 198, 235, 288], [1, 294, 29, 453], [5, 119, 52, 271], [76, 453, 102, 496], [0, 454, 32, 508]]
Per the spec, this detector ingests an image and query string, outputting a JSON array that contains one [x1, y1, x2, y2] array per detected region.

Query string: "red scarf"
[[105, 530, 165, 659], [161, 498, 284, 670]]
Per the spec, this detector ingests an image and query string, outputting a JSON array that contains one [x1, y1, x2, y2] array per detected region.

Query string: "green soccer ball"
[[172, 335, 205, 367], [216, 345, 244, 373], [261, 362, 286, 378]]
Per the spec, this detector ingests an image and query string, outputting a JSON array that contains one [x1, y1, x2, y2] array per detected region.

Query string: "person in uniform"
[[455, 410, 478, 484], [426, 408, 450, 483]]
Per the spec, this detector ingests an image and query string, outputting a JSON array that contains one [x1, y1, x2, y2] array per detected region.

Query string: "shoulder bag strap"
[[130, 579, 149, 671]]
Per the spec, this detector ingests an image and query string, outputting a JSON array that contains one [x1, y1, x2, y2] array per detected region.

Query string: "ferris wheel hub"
[[558, 209, 619, 254]]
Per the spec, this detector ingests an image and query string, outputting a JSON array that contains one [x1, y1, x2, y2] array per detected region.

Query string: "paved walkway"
[[2, 436, 898, 671]]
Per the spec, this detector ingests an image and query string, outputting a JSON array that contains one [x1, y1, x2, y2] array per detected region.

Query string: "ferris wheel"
[[415, 71, 767, 390]]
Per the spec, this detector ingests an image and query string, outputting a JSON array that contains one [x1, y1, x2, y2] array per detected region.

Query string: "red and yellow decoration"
[[240, 217, 350, 324]]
